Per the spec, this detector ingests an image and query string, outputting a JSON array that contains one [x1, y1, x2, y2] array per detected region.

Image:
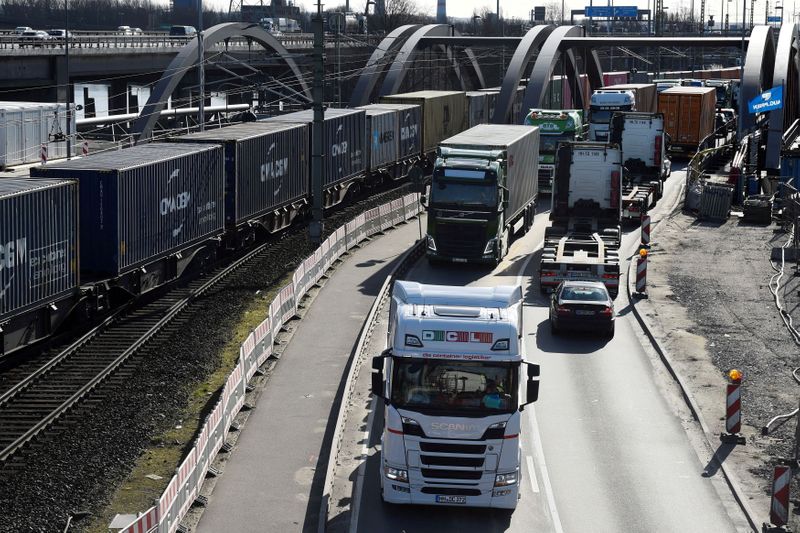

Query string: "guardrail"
[[117, 192, 422, 533]]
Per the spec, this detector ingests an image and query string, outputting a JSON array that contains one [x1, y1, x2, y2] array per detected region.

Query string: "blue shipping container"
[[30, 143, 225, 277]]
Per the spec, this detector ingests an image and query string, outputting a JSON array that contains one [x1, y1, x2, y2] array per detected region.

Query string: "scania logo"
[[430, 422, 478, 432]]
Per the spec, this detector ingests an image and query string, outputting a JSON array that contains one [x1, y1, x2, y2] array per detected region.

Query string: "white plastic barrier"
[[117, 193, 421, 533]]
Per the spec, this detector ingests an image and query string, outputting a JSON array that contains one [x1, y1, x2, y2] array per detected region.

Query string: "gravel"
[[645, 208, 800, 527], [0, 184, 411, 532]]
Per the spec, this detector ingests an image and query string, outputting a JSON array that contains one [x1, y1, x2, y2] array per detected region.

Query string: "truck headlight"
[[494, 471, 518, 487], [385, 466, 409, 483], [426, 235, 437, 251], [483, 239, 496, 255]]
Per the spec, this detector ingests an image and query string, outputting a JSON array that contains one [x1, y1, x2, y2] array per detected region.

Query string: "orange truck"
[[658, 86, 717, 154]]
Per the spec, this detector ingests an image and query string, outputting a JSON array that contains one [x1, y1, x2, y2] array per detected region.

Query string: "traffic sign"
[[614, 6, 638, 17], [767, 15, 782, 22], [585, 5, 638, 17], [585, 6, 612, 17]]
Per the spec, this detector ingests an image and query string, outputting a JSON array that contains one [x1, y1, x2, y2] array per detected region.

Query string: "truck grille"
[[421, 455, 485, 467], [421, 487, 482, 496], [421, 469, 483, 480], [419, 442, 486, 454], [435, 222, 486, 258]]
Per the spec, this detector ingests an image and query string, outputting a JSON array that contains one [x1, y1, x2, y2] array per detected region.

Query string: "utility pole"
[[65, 0, 72, 159], [738, 0, 746, 140], [198, 0, 205, 131], [310, 0, 325, 244], [336, 13, 341, 107]]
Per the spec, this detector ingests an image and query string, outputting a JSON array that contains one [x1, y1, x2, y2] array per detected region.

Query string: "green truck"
[[523, 109, 584, 194], [425, 124, 539, 265]]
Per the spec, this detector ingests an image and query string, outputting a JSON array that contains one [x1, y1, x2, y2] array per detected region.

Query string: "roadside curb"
[[626, 251, 759, 532], [318, 237, 426, 533]]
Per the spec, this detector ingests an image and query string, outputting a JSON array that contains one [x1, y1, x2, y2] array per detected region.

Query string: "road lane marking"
[[526, 455, 540, 493], [516, 246, 564, 533], [349, 395, 377, 533]]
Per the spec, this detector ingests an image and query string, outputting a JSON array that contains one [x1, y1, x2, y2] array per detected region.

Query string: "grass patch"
[[85, 280, 286, 533]]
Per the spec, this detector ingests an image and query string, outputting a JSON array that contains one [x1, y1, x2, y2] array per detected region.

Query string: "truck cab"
[[588, 90, 635, 142], [524, 109, 584, 194], [372, 281, 540, 509]]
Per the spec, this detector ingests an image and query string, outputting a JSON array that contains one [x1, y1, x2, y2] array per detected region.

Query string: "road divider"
[[721, 369, 746, 445], [766, 464, 792, 530], [117, 193, 422, 533]]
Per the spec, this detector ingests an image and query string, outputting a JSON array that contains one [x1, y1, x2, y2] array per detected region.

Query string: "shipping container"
[[362, 103, 422, 160], [512, 86, 527, 123], [354, 105, 399, 170], [379, 91, 467, 153], [0, 101, 75, 167], [479, 89, 500, 123], [0, 178, 79, 321], [169, 121, 309, 227], [30, 143, 225, 277], [658, 86, 717, 151], [265, 107, 366, 186], [466, 91, 488, 127], [603, 71, 630, 86], [604, 84, 658, 113]]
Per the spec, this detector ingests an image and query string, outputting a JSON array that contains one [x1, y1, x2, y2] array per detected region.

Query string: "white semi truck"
[[588, 90, 635, 141], [372, 281, 540, 509]]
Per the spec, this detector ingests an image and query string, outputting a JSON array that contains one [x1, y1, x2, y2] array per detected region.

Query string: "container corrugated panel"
[[265, 108, 366, 186], [168, 122, 309, 226], [363, 103, 422, 159], [0, 178, 79, 321], [356, 106, 399, 169], [379, 91, 467, 153], [466, 92, 488, 127], [780, 154, 800, 189], [0, 101, 74, 166], [30, 143, 225, 277]]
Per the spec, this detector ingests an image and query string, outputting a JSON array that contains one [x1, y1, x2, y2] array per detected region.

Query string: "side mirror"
[[371, 354, 389, 402], [409, 165, 425, 193], [519, 362, 540, 411], [501, 199, 509, 210], [420, 194, 428, 208]]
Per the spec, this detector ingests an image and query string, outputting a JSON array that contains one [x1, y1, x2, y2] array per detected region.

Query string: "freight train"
[[0, 91, 476, 358]]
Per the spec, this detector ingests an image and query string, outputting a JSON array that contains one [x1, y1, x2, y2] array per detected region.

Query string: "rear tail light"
[[654, 135, 662, 166], [602, 273, 618, 279], [541, 271, 557, 277], [600, 306, 613, 316], [556, 305, 572, 316]]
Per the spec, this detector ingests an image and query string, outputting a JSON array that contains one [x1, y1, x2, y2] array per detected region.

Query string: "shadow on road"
[[701, 441, 737, 478], [534, 319, 611, 354]]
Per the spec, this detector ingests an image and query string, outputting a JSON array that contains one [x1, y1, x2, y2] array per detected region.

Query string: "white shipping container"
[[0, 101, 75, 167]]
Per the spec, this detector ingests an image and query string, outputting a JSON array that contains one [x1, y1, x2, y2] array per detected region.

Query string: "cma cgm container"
[[170, 121, 309, 230], [363, 103, 422, 161], [0, 101, 75, 167], [380, 91, 467, 154], [658, 86, 717, 153], [31, 142, 225, 277], [466, 91, 489, 127], [1, 178, 79, 356], [265, 108, 366, 187], [355, 105, 400, 170]]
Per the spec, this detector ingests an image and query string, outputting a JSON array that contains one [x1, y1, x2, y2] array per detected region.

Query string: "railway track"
[[0, 240, 275, 466]]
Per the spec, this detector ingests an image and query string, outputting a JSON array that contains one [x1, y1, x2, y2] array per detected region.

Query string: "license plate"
[[436, 495, 467, 504], [452, 258, 467, 263], [567, 272, 592, 278], [576, 310, 596, 316]]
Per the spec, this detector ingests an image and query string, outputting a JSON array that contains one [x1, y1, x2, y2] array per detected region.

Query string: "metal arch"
[[766, 23, 800, 170], [378, 24, 485, 98], [492, 25, 555, 124], [350, 24, 421, 107], [740, 25, 776, 135], [133, 22, 310, 142], [520, 26, 586, 122]]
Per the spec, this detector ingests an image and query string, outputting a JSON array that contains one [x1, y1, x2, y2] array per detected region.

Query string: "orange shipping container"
[[658, 86, 717, 152]]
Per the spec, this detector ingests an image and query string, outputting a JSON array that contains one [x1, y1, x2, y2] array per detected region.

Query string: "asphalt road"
[[351, 168, 750, 532]]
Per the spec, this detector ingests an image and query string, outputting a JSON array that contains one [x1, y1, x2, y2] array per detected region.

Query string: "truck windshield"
[[430, 178, 497, 209], [391, 359, 517, 414], [590, 107, 632, 123], [541, 134, 572, 153]]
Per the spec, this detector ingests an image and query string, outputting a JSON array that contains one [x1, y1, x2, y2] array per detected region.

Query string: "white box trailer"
[[372, 281, 540, 509], [0, 101, 75, 167]]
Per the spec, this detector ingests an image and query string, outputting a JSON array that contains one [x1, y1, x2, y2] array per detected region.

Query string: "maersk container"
[[355, 105, 399, 170], [379, 91, 467, 154], [169, 122, 309, 227], [30, 143, 225, 277], [0, 101, 75, 167], [466, 91, 488, 127], [364, 103, 422, 160], [0, 178, 79, 321], [265, 108, 366, 187]]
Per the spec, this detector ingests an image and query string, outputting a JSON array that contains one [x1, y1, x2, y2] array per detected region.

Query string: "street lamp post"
[[197, 0, 205, 131], [65, 0, 72, 159]]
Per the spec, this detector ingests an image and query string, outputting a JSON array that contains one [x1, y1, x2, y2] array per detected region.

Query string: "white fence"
[[119, 193, 421, 533]]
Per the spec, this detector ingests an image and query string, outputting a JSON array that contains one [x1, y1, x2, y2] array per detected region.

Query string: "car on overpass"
[[549, 280, 616, 337], [19, 30, 52, 47], [13, 26, 32, 35]]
